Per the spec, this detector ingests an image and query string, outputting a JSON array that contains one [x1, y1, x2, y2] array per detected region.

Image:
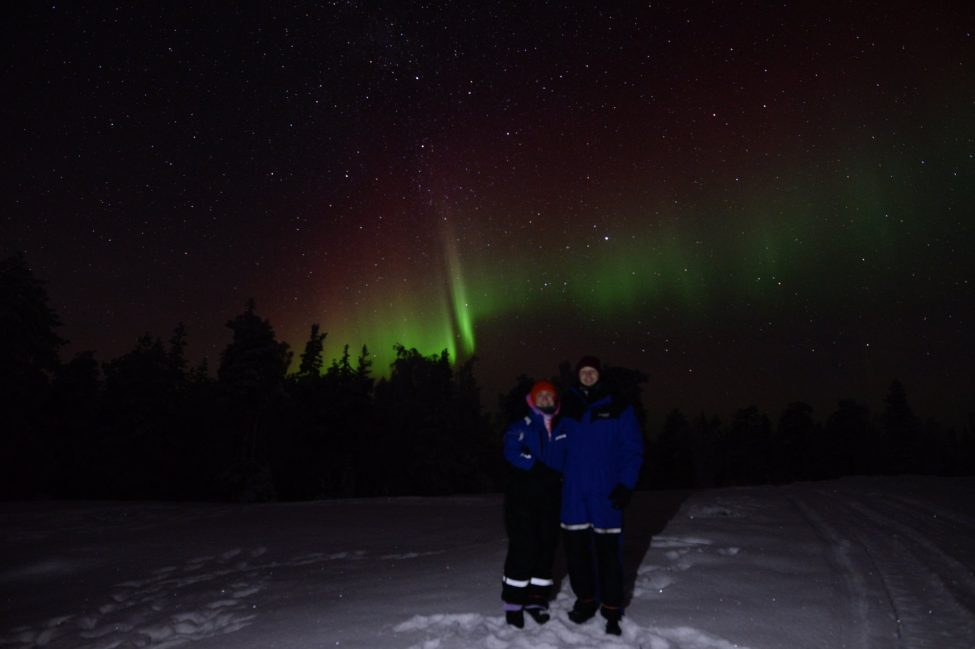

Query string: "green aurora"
[[298, 141, 967, 377]]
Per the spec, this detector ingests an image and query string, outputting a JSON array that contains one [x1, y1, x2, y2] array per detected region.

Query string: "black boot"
[[526, 607, 550, 625], [505, 609, 525, 628], [602, 604, 623, 635], [567, 600, 597, 624]]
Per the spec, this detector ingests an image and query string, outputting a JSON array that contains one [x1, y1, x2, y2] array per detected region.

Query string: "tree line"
[[643, 385, 975, 490], [2, 253, 973, 501]]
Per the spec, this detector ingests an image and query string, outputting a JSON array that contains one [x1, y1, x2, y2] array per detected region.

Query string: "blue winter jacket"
[[560, 387, 643, 532], [503, 404, 567, 474]]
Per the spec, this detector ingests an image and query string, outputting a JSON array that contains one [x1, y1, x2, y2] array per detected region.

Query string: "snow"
[[2, 476, 973, 649]]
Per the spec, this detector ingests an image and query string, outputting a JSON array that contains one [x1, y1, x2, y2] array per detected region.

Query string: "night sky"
[[4, 3, 973, 425]]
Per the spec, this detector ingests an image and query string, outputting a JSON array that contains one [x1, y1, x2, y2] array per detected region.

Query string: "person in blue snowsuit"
[[560, 356, 644, 636], [501, 379, 567, 628]]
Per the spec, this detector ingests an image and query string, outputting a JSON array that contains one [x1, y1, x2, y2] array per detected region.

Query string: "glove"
[[609, 484, 632, 510]]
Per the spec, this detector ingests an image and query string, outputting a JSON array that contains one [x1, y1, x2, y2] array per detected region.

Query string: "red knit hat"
[[529, 379, 558, 405]]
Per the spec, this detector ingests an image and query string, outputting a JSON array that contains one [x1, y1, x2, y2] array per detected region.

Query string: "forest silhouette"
[[2, 253, 973, 501]]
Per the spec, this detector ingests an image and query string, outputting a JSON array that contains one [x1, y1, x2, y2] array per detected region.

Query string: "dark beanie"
[[575, 355, 602, 374]]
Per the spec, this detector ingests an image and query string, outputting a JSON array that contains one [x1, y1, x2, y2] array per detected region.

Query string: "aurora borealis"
[[4, 3, 973, 424]]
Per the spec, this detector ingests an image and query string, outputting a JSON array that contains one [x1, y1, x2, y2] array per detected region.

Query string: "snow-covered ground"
[[2, 476, 973, 649]]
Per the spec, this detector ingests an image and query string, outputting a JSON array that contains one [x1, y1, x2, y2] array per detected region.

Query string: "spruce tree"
[[218, 299, 292, 398], [216, 300, 291, 500], [0, 253, 66, 497], [297, 323, 327, 378], [880, 379, 921, 474]]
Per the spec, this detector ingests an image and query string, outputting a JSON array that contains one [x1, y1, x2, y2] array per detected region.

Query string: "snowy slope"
[[2, 477, 973, 649]]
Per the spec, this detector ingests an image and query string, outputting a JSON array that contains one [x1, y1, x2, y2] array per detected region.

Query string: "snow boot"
[[605, 618, 622, 635], [526, 607, 550, 625], [567, 600, 597, 624], [505, 609, 525, 628]]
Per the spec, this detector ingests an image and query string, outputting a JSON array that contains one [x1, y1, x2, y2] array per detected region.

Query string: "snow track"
[[793, 481, 975, 649], [789, 494, 886, 648]]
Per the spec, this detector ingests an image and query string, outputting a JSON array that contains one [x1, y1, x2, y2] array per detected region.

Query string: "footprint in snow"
[[0, 547, 267, 649], [630, 536, 743, 602], [393, 605, 752, 649]]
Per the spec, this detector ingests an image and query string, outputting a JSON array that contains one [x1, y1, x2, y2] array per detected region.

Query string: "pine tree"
[[725, 406, 772, 485], [823, 399, 871, 476], [297, 323, 327, 378], [188, 357, 210, 385], [326, 344, 353, 381], [880, 379, 921, 474], [354, 344, 372, 381], [48, 350, 101, 496], [692, 414, 722, 488], [216, 300, 291, 501], [100, 333, 179, 497], [218, 299, 292, 399], [0, 253, 66, 380], [168, 322, 189, 384], [0, 253, 67, 497], [653, 409, 695, 488], [774, 402, 817, 481]]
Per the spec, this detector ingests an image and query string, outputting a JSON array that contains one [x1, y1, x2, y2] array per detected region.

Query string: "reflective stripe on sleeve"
[[530, 577, 553, 586]]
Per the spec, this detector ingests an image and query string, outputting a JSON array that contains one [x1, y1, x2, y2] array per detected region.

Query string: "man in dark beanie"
[[559, 356, 643, 635]]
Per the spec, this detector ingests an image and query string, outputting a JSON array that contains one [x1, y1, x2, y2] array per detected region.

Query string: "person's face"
[[534, 390, 556, 409], [578, 366, 599, 387]]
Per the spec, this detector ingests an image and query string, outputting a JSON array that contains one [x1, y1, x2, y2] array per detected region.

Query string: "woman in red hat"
[[500, 379, 567, 628]]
